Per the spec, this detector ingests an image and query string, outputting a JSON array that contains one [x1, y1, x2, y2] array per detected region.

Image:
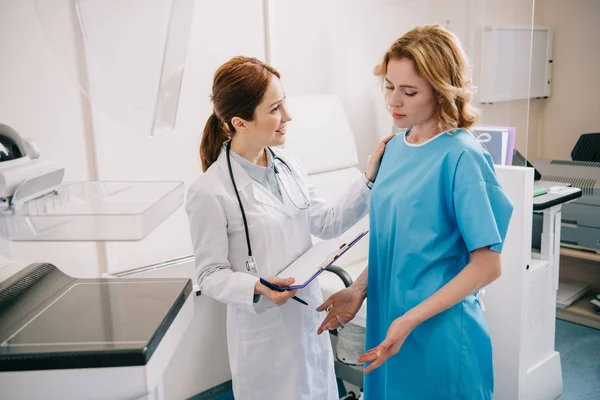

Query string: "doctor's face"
[[384, 58, 438, 130], [245, 75, 292, 148]]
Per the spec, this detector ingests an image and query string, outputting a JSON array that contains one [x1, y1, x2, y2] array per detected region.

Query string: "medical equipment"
[[34, 0, 195, 137], [0, 260, 194, 400], [0, 123, 64, 208], [0, 123, 184, 241], [335, 323, 366, 365], [570, 133, 600, 162], [533, 157, 600, 252], [0, 124, 189, 398], [273, 156, 311, 210], [0, 2, 209, 398], [225, 140, 311, 273], [472, 125, 516, 166], [1, 0, 194, 240]]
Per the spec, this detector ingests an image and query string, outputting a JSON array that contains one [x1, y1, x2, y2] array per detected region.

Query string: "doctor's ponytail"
[[199, 56, 281, 172], [200, 112, 230, 172]]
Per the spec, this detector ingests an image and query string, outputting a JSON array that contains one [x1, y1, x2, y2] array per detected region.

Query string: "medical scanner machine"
[[281, 95, 576, 400], [533, 133, 600, 253], [0, 259, 193, 400], [0, 2, 224, 398], [0, 2, 195, 385], [0, 122, 195, 400], [0, 94, 223, 400]]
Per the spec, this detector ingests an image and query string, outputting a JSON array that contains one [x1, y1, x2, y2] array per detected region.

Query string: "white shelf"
[[556, 247, 600, 330], [0, 181, 183, 241]]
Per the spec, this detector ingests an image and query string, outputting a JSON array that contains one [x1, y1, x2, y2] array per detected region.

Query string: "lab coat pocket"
[[236, 308, 291, 397], [237, 307, 284, 342]]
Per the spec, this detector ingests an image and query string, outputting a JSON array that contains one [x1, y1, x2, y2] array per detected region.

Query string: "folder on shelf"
[[557, 280, 591, 308]]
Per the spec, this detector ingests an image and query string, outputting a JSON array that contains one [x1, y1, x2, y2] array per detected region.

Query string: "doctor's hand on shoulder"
[[254, 276, 298, 306], [365, 133, 396, 182]]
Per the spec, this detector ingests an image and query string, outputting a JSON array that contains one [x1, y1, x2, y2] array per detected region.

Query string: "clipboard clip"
[[319, 245, 347, 270], [319, 231, 368, 270]]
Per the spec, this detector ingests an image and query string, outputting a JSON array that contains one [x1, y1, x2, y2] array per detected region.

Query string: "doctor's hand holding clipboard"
[[254, 276, 301, 306], [259, 231, 369, 306]]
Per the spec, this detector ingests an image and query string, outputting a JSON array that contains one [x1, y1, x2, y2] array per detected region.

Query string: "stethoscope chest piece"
[[246, 255, 258, 274]]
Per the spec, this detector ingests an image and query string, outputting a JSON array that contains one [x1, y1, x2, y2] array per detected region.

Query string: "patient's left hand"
[[358, 314, 417, 374], [365, 134, 395, 182]]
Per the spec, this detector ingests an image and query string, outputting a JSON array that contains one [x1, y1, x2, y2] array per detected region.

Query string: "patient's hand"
[[365, 133, 396, 182], [358, 314, 417, 374], [316, 287, 365, 334]]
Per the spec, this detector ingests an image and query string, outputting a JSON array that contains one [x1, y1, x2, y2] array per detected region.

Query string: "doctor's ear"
[[231, 116, 248, 131]]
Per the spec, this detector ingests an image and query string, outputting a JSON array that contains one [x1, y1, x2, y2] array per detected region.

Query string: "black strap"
[[226, 141, 253, 257]]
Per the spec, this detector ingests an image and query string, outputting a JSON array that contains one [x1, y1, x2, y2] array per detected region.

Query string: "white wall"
[[272, 0, 539, 169], [271, 0, 434, 169], [473, 0, 541, 161], [533, 0, 600, 161]]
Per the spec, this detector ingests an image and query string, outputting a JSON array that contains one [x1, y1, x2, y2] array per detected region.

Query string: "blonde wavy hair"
[[374, 25, 479, 132]]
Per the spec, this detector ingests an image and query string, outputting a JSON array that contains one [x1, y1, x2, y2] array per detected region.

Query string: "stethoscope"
[[226, 141, 311, 273]]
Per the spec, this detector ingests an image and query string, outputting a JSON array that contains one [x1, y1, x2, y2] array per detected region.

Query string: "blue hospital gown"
[[364, 129, 514, 400]]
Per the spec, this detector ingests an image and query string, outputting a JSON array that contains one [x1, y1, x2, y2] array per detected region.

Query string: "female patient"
[[318, 25, 514, 399]]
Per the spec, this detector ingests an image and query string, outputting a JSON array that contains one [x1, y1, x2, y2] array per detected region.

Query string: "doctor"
[[186, 56, 392, 400]]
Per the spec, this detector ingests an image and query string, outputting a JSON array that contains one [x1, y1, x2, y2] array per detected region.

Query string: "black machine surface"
[[0, 263, 192, 372], [571, 133, 600, 162], [513, 149, 542, 181]]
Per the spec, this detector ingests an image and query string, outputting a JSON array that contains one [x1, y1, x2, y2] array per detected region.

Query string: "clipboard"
[[275, 230, 368, 290]]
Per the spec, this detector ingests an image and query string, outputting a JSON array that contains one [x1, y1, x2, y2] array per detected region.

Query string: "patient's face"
[[245, 75, 292, 148], [384, 57, 438, 130]]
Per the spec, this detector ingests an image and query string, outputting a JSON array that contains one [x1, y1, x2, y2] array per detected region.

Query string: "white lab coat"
[[186, 147, 370, 400]]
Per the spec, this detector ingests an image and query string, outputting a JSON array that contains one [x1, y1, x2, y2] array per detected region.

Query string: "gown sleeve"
[[452, 149, 514, 253]]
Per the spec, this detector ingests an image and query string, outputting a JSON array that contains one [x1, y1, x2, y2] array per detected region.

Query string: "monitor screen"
[[471, 126, 516, 166]]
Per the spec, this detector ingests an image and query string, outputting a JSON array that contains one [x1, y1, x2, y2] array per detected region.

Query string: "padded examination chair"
[[284, 94, 369, 328]]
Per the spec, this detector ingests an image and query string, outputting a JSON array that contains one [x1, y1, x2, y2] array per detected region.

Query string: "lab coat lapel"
[[251, 182, 299, 218], [216, 150, 253, 192], [216, 150, 299, 218]]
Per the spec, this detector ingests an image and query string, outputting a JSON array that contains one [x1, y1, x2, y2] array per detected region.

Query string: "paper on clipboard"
[[277, 231, 368, 290]]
